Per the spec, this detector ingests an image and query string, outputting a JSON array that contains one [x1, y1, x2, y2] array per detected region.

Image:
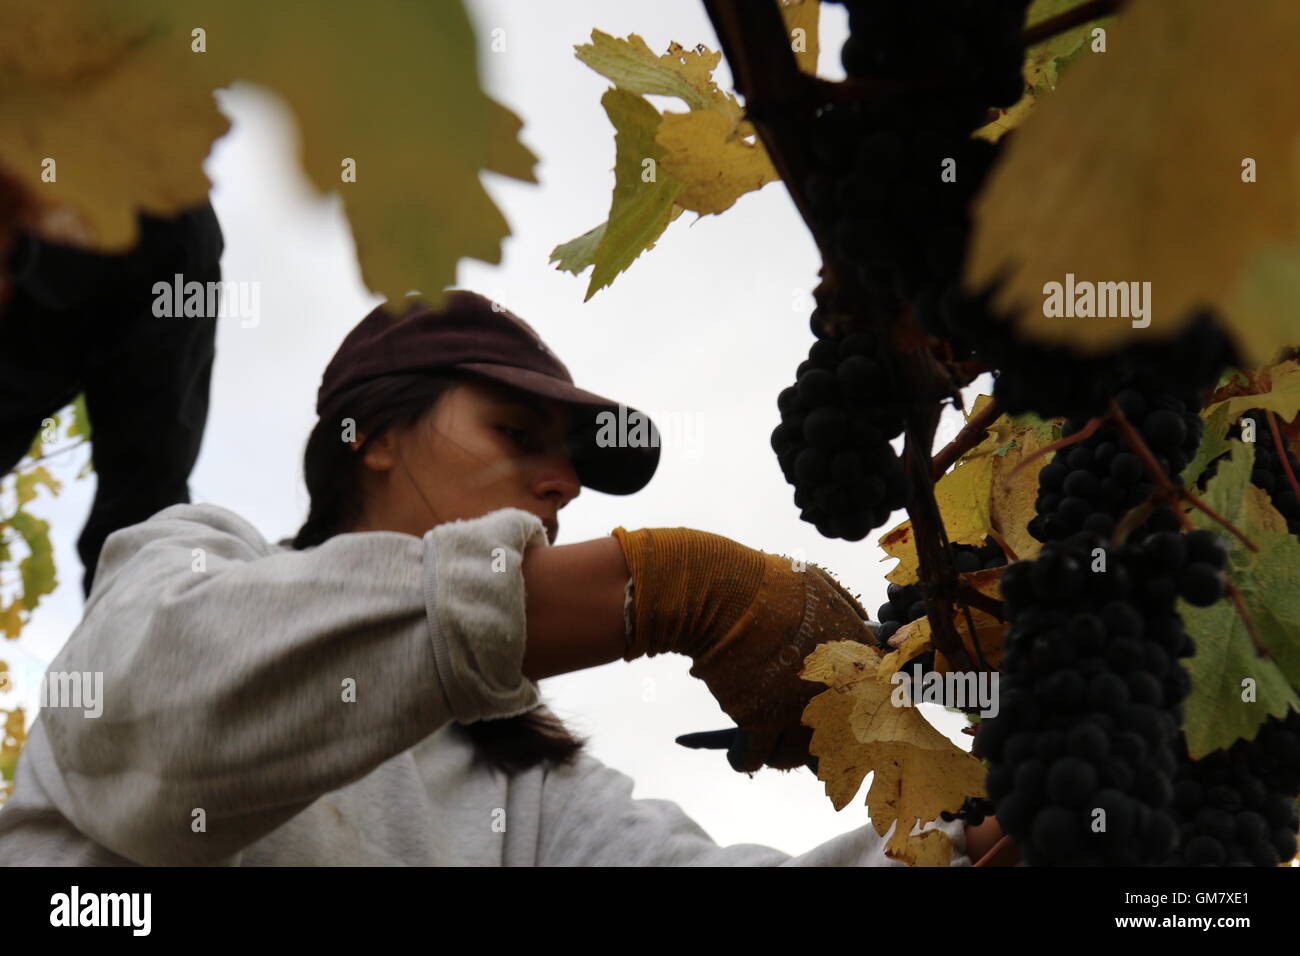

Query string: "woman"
[[0, 291, 1011, 866]]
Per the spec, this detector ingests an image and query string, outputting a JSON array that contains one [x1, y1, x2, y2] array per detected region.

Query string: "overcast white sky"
[[5, 0, 993, 856]]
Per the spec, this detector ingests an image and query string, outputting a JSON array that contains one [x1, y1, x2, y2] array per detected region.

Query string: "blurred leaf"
[[0, 0, 536, 305], [15, 466, 60, 506], [966, 0, 1300, 365], [9, 511, 55, 615]]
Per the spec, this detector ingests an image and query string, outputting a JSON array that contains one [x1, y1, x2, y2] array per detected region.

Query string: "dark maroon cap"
[[317, 291, 660, 495]]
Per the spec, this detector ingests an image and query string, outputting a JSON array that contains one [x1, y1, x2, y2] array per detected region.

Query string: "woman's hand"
[[611, 525, 876, 772], [965, 814, 1021, 866]]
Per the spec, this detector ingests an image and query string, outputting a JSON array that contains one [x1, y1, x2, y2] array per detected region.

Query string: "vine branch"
[[931, 396, 1002, 480], [704, 0, 980, 677], [1266, 409, 1300, 505]]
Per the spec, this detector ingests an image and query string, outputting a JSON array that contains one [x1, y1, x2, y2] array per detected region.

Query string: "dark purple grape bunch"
[[1029, 385, 1207, 545], [976, 530, 1207, 865], [771, 316, 912, 541], [1163, 713, 1300, 867], [1130, 528, 1229, 610]]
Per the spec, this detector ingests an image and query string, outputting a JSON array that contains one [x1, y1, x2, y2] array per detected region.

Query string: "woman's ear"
[[355, 430, 398, 472]]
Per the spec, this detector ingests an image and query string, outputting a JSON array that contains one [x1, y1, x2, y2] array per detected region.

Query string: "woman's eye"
[[500, 426, 536, 450]]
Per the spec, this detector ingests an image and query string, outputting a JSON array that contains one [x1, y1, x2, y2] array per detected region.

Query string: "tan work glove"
[[610, 526, 874, 773]]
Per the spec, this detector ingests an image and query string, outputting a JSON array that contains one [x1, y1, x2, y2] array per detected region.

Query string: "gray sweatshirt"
[[0, 503, 970, 866]]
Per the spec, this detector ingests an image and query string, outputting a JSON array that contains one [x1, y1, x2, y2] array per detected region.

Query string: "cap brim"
[[454, 363, 661, 496]]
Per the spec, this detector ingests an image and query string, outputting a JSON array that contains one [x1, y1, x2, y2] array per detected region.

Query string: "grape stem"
[[931, 396, 1003, 479], [1106, 399, 1258, 553], [1020, 0, 1125, 48], [1224, 580, 1270, 660], [955, 578, 1004, 621], [1005, 415, 1102, 483], [972, 832, 1018, 868], [1266, 409, 1300, 505], [986, 528, 1019, 562], [1106, 399, 1270, 656]]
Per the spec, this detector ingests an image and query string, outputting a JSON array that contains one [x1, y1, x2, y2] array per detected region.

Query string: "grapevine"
[[700, 0, 1300, 866]]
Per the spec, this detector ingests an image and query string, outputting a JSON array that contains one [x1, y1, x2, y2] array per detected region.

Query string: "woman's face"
[[351, 376, 582, 544]]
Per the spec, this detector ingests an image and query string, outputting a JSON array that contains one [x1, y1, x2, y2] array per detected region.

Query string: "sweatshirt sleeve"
[[536, 754, 972, 867], [38, 502, 549, 866]]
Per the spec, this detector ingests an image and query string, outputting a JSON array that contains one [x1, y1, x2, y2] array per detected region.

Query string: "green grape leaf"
[[1181, 401, 1237, 488], [1179, 441, 1300, 757], [550, 89, 684, 301]]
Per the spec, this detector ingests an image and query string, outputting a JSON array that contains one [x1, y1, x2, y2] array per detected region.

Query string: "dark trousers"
[[0, 202, 223, 598]]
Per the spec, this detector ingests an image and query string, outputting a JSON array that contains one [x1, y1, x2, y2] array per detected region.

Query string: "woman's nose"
[[537, 454, 581, 507]]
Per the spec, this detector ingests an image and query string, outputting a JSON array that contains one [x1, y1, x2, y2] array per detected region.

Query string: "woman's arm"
[[520, 535, 629, 680], [36, 503, 548, 865]]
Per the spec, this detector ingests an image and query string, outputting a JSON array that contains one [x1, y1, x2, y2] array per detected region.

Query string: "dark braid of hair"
[[292, 370, 589, 775]]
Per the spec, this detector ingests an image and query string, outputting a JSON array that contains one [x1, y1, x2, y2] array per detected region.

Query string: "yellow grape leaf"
[[879, 618, 932, 679], [880, 455, 994, 585], [1204, 359, 1300, 426], [656, 110, 779, 215], [965, 0, 1300, 365], [778, 0, 820, 75], [0, 0, 537, 307], [15, 466, 60, 506], [869, 746, 982, 867], [802, 643, 883, 811], [0, 0, 228, 249], [801, 641, 985, 866], [988, 435, 1052, 566]]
